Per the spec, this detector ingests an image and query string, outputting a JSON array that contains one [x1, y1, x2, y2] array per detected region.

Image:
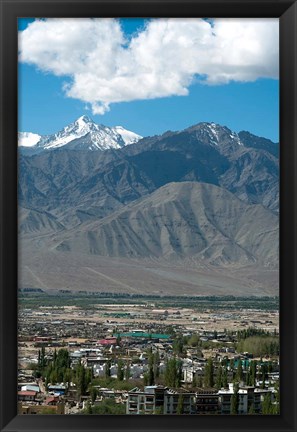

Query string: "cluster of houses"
[[18, 383, 66, 414]]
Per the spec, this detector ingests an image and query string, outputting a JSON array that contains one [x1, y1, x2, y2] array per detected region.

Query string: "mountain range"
[[18, 117, 279, 296]]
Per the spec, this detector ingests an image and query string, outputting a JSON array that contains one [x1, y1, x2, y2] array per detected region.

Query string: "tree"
[[192, 374, 197, 388], [229, 358, 235, 371], [173, 337, 184, 356], [154, 351, 160, 379], [222, 367, 228, 388], [260, 363, 267, 389], [165, 358, 182, 388], [148, 365, 155, 386], [86, 401, 93, 414], [37, 350, 41, 369], [215, 365, 222, 389], [229, 358, 235, 379], [41, 346, 46, 369], [188, 334, 200, 347], [249, 361, 257, 386], [236, 360, 243, 382], [177, 360, 182, 388], [231, 383, 239, 414], [155, 407, 164, 415], [147, 352, 155, 386], [117, 359, 124, 381], [90, 387, 97, 404], [273, 381, 280, 414], [204, 358, 214, 388], [74, 361, 90, 398], [78, 364, 87, 397], [37, 346, 47, 375], [248, 403, 255, 415], [125, 362, 130, 381], [83, 398, 125, 415], [245, 370, 250, 386], [221, 358, 228, 367], [177, 394, 184, 414], [262, 393, 273, 414], [105, 360, 111, 379], [197, 375, 203, 388], [63, 368, 72, 388]]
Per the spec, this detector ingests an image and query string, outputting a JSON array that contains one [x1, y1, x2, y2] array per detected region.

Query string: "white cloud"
[[19, 18, 279, 114]]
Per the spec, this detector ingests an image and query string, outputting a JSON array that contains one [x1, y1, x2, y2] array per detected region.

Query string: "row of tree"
[[237, 336, 279, 357], [35, 348, 93, 397]]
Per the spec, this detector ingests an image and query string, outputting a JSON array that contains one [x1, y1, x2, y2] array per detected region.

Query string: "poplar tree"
[[154, 351, 160, 378], [177, 394, 184, 414], [148, 354, 155, 386], [125, 362, 130, 380], [215, 365, 222, 389], [165, 358, 182, 388], [236, 360, 243, 382], [262, 394, 273, 414], [204, 358, 214, 388], [117, 359, 124, 381], [249, 361, 257, 386], [248, 403, 255, 415], [231, 383, 239, 414], [91, 387, 97, 404], [105, 360, 111, 378], [222, 367, 228, 388]]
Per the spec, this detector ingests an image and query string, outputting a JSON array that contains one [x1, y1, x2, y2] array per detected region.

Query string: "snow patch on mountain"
[[229, 132, 243, 145], [205, 123, 220, 145], [114, 126, 142, 145]]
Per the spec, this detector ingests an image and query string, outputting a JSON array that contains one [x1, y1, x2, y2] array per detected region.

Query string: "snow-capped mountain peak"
[[73, 115, 94, 132], [114, 126, 143, 145], [18, 116, 142, 152], [185, 122, 243, 147]]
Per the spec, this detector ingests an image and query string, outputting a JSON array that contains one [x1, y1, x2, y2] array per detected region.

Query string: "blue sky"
[[18, 18, 279, 142]]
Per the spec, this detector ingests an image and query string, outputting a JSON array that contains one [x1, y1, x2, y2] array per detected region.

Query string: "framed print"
[[1, 1, 297, 432]]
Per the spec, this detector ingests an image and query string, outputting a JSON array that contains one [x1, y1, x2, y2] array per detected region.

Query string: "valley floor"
[[19, 241, 278, 296]]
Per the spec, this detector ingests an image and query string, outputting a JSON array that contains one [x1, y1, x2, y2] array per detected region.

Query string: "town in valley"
[[18, 293, 279, 415]]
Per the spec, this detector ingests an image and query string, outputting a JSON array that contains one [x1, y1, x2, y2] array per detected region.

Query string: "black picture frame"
[[1, 1, 296, 431]]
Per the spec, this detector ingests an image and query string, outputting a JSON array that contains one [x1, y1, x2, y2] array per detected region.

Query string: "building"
[[18, 391, 37, 402], [239, 386, 261, 414], [97, 337, 117, 346], [20, 384, 40, 393], [126, 386, 196, 415], [126, 386, 157, 414], [195, 390, 220, 414], [47, 384, 67, 395], [218, 383, 272, 414], [164, 389, 196, 414]]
